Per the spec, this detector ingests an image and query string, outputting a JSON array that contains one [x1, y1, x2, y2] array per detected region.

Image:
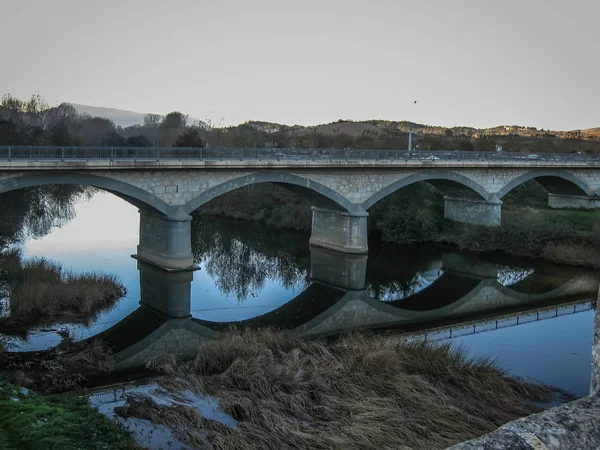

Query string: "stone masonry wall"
[[3, 166, 600, 213]]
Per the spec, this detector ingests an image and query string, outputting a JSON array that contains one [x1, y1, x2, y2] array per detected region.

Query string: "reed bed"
[[0, 249, 125, 335], [118, 328, 557, 450]]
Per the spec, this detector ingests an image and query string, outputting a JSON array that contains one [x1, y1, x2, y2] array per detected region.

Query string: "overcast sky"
[[1, 0, 598, 130]]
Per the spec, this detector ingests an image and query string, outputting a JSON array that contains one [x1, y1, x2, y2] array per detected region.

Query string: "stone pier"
[[444, 196, 502, 227], [548, 193, 600, 210], [135, 207, 195, 271], [310, 246, 367, 290], [309, 207, 368, 254], [137, 261, 193, 318]]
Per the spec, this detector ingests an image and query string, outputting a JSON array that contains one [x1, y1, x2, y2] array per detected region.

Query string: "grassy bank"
[[0, 379, 139, 450], [115, 329, 557, 450], [0, 249, 126, 335], [372, 182, 600, 267], [197, 183, 312, 231]]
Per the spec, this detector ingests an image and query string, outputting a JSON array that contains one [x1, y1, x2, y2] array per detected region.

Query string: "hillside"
[[69, 104, 150, 127], [67, 103, 598, 141]]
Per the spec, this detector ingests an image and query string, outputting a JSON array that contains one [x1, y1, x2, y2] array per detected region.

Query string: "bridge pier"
[[548, 193, 600, 210], [444, 196, 502, 227], [309, 207, 368, 254], [310, 246, 367, 290], [135, 208, 195, 271], [137, 261, 192, 318]]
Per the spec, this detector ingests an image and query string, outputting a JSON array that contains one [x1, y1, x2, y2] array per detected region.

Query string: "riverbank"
[[0, 328, 568, 449], [113, 329, 557, 450], [0, 250, 126, 337], [0, 378, 139, 449], [197, 181, 600, 268]]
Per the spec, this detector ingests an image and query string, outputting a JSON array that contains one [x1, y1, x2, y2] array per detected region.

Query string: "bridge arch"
[[497, 170, 592, 199], [0, 173, 173, 216], [183, 172, 360, 215], [360, 171, 491, 210]]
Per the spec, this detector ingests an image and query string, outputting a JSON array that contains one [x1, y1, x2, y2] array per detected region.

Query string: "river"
[[1, 190, 598, 399]]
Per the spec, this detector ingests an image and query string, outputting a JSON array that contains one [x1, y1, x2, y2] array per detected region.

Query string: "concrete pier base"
[[548, 193, 600, 209], [444, 196, 502, 227], [137, 261, 192, 318], [309, 207, 368, 254], [135, 208, 195, 271], [310, 246, 367, 290]]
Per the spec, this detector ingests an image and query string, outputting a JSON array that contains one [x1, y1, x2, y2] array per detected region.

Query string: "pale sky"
[[1, 0, 598, 130]]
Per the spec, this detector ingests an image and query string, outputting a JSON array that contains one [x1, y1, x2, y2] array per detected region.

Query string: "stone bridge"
[[2, 150, 600, 269]]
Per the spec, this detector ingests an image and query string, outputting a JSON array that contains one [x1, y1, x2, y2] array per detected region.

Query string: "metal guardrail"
[[420, 302, 594, 342], [0, 146, 598, 163]]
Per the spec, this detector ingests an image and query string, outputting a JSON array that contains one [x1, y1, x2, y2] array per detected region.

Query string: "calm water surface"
[[3, 192, 598, 398]]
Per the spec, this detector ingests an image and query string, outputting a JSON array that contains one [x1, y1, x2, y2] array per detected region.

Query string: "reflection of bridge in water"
[[97, 247, 600, 369]]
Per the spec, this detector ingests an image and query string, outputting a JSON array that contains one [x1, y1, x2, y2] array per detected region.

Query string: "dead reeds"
[[0, 249, 125, 335], [119, 328, 556, 450]]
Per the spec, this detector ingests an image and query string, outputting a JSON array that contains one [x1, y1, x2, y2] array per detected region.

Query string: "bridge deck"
[[1, 146, 599, 170]]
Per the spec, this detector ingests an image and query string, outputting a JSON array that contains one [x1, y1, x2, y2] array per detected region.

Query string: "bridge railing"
[[0, 146, 598, 162]]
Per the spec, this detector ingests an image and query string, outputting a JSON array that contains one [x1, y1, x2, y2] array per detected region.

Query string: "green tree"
[[160, 112, 188, 146], [175, 127, 205, 147], [50, 121, 73, 146]]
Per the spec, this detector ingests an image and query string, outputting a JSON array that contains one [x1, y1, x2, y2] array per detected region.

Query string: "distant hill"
[[68, 103, 599, 139], [583, 127, 600, 138], [69, 104, 151, 127], [315, 122, 383, 137]]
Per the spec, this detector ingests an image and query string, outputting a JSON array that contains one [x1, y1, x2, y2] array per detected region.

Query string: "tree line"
[[0, 94, 204, 148], [2, 94, 599, 153]]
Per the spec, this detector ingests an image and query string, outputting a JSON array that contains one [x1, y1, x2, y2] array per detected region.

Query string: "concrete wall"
[[136, 209, 195, 270], [444, 196, 502, 226], [548, 193, 600, 209]]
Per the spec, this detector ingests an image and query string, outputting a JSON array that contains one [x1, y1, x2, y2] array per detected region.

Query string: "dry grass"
[[118, 329, 555, 450], [540, 242, 600, 267], [0, 249, 125, 335], [1, 336, 115, 394]]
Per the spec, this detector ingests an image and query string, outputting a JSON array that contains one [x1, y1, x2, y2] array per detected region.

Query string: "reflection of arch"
[[360, 171, 490, 210], [183, 172, 360, 214], [497, 170, 591, 198], [0, 173, 172, 215], [194, 282, 348, 331], [384, 274, 482, 311], [91, 305, 216, 369]]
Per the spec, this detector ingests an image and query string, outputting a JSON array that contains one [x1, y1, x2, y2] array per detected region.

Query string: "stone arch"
[[183, 172, 361, 215], [360, 171, 491, 210], [0, 173, 172, 215], [497, 170, 591, 199]]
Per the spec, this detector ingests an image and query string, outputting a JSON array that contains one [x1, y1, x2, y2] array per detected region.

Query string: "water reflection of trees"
[[496, 267, 535, 287], [366, 244, 444, 302], [191, 215, 310, 300], [370, 271, 444, 302], [0, 185, 96, 249]]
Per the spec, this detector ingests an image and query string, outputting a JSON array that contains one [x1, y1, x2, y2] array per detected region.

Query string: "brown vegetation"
[[1, 337, 115, 394], [117, 329, 556, 450], [0, 249, 125, 335]]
